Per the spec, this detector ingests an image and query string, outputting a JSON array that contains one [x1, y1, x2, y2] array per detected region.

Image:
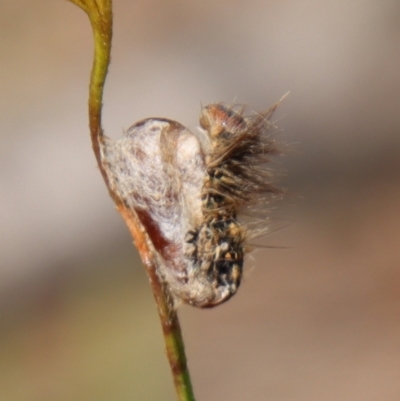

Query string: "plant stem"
[[67, 1, 196, 399]]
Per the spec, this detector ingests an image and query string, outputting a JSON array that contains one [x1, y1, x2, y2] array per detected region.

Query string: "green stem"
[[144, 257, 195, 401], [68, 0, 111, 179], [66, 1, 195, 400]]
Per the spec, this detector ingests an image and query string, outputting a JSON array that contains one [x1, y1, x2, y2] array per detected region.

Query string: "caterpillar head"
[[199, 104, 246, 139]]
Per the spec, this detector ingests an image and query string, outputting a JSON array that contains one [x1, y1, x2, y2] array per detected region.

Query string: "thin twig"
[[66, 1, 195, 399]]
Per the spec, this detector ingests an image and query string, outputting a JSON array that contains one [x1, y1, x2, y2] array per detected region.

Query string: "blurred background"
[[1, 0, 400, 400]]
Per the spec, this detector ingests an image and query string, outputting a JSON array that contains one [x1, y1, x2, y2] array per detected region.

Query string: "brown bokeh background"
[[1, 1, 400, 400]]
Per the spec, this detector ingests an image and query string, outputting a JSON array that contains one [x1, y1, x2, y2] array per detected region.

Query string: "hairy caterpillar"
[[102, 102, 282, 307]]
